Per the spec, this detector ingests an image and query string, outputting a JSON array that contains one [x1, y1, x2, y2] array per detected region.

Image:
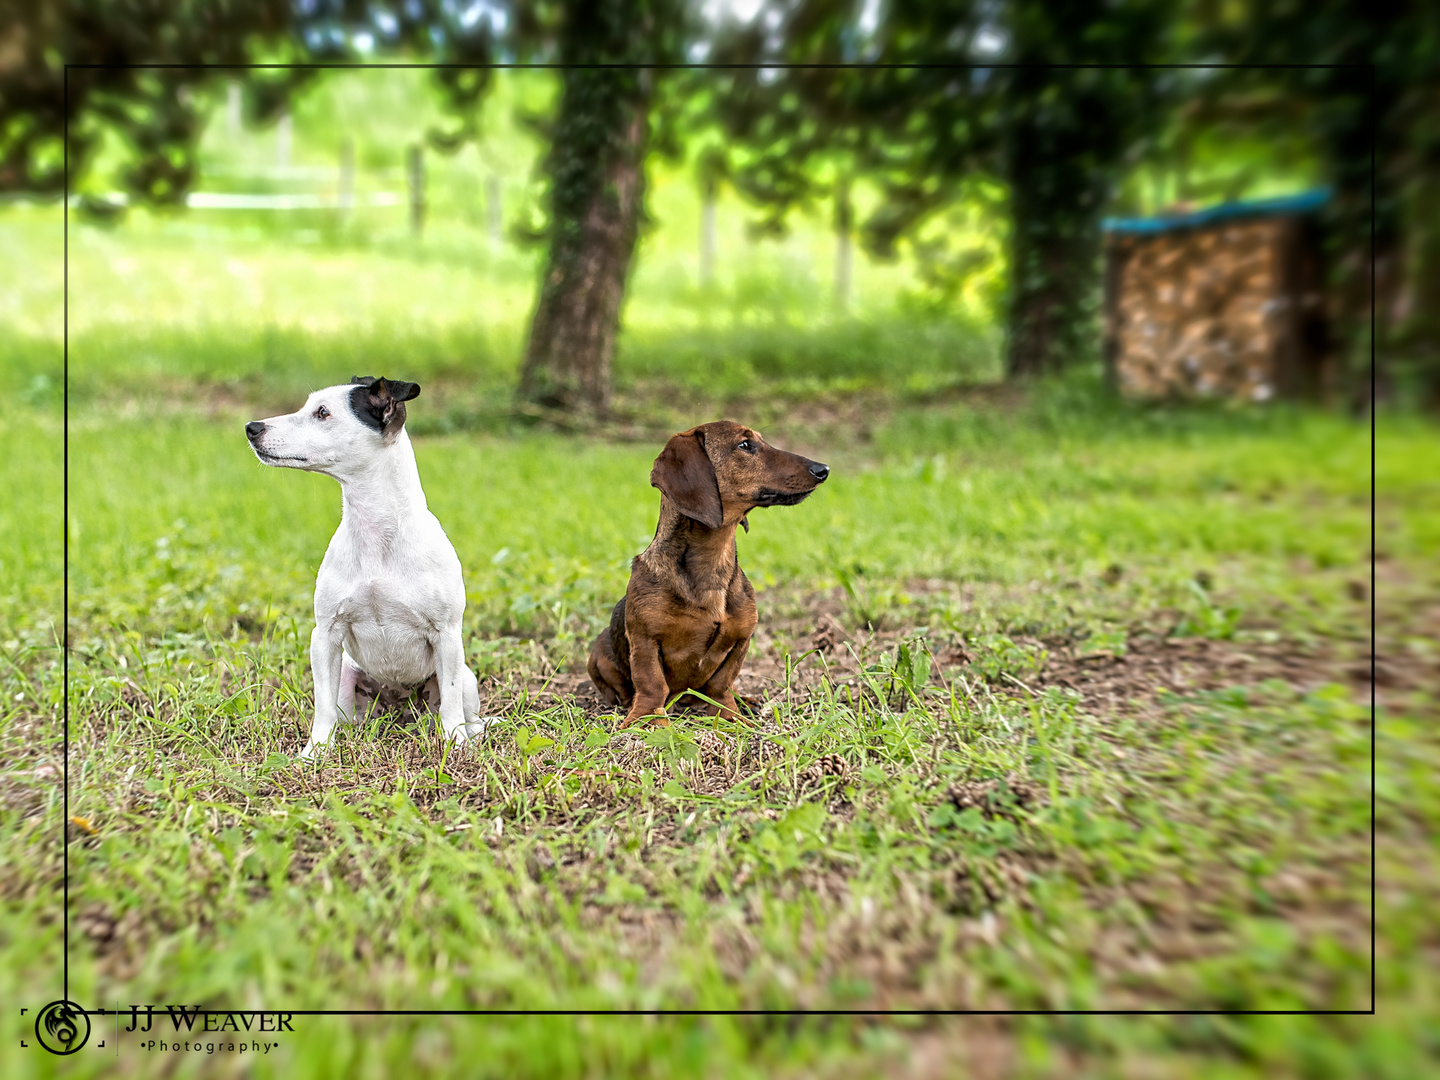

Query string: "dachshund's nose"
[[809, 462, 830, 482], [246, 421, 266, 441]]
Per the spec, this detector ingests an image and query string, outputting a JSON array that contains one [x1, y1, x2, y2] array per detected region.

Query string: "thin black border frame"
[[57, 59, 1377, 1021]]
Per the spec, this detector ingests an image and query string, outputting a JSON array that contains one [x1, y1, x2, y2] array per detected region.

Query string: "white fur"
[[247, 383, 496, 759]]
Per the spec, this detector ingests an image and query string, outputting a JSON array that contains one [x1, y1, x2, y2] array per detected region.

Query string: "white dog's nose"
[[246, 421, 266, 441]]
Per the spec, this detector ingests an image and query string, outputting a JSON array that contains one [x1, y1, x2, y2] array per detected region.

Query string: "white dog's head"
[[246, 376, 421, 477]]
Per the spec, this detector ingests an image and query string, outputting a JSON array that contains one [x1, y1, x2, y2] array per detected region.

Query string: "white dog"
[[246, 376, 495, 759]]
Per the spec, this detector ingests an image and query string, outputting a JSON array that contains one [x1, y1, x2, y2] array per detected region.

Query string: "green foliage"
[[1173, 578, 1243, 640], [964, 635, 1049, 686], [854, 637, 934, 711], [1188, 0, 1440, 396], [706, 0, 1182, 377], [1, 2, 498, 204], [640, 726, 701, 776], [744, 802, 830, 877]]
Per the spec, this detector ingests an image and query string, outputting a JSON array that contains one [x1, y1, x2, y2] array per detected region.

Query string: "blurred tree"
[[706, 0, 1180, 380], [1189, 0, 1440, 409], [0, 0, 692, 418], [16, 0, 1418, 410], [997, 5, 1179, 378], [514, 0, 689, 417], [0, 0, 290, 204], [0, 1, 495, 207]]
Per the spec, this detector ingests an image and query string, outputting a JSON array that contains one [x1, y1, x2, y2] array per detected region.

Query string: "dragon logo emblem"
[[36, 1000, 90, 1055]]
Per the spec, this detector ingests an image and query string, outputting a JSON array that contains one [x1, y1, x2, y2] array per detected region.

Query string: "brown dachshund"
[[587, 420, 829, 726]]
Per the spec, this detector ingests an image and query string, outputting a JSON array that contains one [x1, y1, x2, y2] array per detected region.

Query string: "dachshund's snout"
[[808, 462, 830, 482], [246, 421, 267, 441]]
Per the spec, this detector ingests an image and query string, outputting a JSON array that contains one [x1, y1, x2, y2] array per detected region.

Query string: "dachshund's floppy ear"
[[350, 376, 421, 434], [650, 429, 723, 529]]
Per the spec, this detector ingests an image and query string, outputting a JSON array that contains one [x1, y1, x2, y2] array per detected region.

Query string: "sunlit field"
[[1, 69, 1437, 1080]]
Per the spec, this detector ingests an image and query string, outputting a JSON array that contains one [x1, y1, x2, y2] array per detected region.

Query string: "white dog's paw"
[[297, 740, 330, 761], [449, 716, 503, 745]]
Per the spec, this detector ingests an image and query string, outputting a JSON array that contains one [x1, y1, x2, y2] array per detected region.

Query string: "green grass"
[[5, 389, 1437, 1076], [2, 112, 1438, 1074], [7, 205, 995, 408], [52, 401, 1405, 641]]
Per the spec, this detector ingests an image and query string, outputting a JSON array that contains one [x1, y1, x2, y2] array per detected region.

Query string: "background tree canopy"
[[1, 0, 1432, 407], [702, 0, 1183, 379]]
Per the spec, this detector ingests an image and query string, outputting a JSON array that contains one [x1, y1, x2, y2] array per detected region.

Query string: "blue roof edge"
[[1102, 187, 1333, 234]]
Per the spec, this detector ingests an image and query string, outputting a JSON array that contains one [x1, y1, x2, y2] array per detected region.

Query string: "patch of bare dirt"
[[558, 631, 1357, 721], [1041, 634, 1343, 712], [86, 374, 1033, 456]]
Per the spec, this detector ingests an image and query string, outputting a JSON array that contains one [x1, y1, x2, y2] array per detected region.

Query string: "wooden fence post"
[[486, 173, 502, 247], [339, 138, 355, 219], [227, 81, 242, 139], [408, 144, 426, 236], [277, 111, 291, 169], [834, 174, 853, 314], [700, 173, 717, 287]]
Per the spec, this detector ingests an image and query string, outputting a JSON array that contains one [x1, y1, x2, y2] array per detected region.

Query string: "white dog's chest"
[[322, 576, 444, 688]]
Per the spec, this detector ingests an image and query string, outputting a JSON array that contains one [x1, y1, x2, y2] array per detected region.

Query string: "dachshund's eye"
[[314, 405, 330, 420], [737, 439, 755, 453]]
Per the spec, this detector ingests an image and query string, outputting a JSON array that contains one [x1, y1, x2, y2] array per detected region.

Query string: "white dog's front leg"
[[337, 651, 363, 723], [432, 631, 496, 747], [302, 626, 345, 760]]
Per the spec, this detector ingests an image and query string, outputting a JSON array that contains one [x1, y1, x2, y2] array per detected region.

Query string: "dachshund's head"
[[650, 420, 829, 531]]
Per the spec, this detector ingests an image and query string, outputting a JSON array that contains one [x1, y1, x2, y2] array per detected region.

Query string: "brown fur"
[[587, 420, 829, 726]]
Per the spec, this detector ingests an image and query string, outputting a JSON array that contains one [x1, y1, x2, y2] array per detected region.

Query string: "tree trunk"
[[1008, 141, 1105, 383], [518, 57, 652, 416], [1325, 181, 1392, 415], [1404, 180, 1440, 410]]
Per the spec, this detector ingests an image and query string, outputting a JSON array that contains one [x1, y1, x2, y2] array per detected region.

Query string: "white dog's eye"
[[314, 405, 330, 420]]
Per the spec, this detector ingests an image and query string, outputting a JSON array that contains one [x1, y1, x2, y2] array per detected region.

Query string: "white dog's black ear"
[[388, 380, 421, 402], [350, 376, 421, 434]]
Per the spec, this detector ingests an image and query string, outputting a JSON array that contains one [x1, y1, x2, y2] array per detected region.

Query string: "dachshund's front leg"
[[623, 635, 671, 727]]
